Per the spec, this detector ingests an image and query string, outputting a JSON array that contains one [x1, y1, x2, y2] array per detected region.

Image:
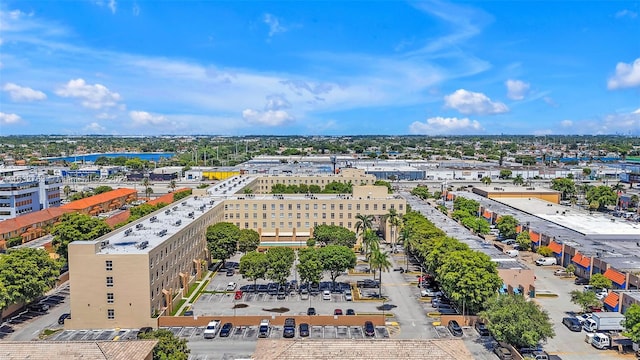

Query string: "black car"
[[574, 277, 589, 285], [283, 318, 296, 338], [28, 303, 49, 313], [346, 309, 356, 316], [562, 317, 582, 332], [226, 269, 234, 277], [299, 323, 310, 337], [364, 321, 375, 337], [448, 320, 463, 337], [307, 307, 316, 316], [474, 321, 490, 336], [219, 322, 233, 337], [58, 313, 71, 325]]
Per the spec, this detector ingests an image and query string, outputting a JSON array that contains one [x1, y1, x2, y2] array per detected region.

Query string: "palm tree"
[[513, 174, 524, 186], [168, 180, 177, 192], [355, 214, 374, 239], [480, 176, 492, 185], [362, 229, 380, 262], [381, 208, 400, 246], [369, 248, 392, 297], [611, 182, 625, 210], [398, 226, 412, 269], [63, 185, 71, 199]]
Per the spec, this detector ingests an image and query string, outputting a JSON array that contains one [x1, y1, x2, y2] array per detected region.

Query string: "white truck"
[[582, 312, 625, 333], [591, 332, 634, 351], [535, 257, 556, 266]]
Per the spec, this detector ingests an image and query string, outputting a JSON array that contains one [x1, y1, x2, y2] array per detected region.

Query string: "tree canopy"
[[237, 229, 260, 253], [589, 273, 613, 289], [0, 248, 60, 308], [623, 304, 640, 343], [265, 247, 295, 285], [205, 222, 240, 262], [51, 212, 112, 259], [551, 178, 576, 200], [318, 245, 356, 286], [297, 247, 323, 287], [312, 224, 357, 248], [585, 185, 617, 210], [239, 251, 269, 287], [480, 294, 555, 348], [496, 215, 519, 239], [569, 290, 601, 313], [138, 328, 190, 360]]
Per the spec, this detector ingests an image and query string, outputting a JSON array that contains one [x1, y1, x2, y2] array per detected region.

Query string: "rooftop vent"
[[135, 223, 144, 230], [138, 241, 149, 249], [174, 220, 182, 226], [124, 228, 133, 236], [181, 201, 187, 206], [187, 212, 194, 218], [165, 210, 171, 215], [100, 240, 110, 249], [157, 229, 167, 237], [150, 216, 158, 222]]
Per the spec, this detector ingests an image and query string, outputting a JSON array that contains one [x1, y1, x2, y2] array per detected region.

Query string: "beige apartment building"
[[250, 168, 377, 193], [67, 175, 406, 329]]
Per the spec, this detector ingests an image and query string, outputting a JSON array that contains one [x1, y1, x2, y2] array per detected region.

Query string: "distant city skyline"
[[0, 1, 638, 136]]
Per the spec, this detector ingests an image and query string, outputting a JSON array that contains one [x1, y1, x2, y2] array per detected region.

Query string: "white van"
[[505, 249, 519, 257], [203, 320, 220, 339], [535, 257, 556, 266], [258, 319, 270, 338]]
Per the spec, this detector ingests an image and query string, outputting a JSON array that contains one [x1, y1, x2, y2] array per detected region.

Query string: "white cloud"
[[84, 122, 106, 133], [615, 9, 638, 18], [265, 94, 291, 110], [543, 96, 559, 108], [0, 112, 22, 124], [242, 109, 293, 126], [444, 89, 508, 115], [108, 0, 117, 14], [560, 120, 573, 127], [533, 129, 553, 136], [505, 79, 530, 100], [263, 13, 286, 37], [607, 58, 640, 89], [129, 111, 167, 126], [132, 2, 140, 16], [3, 82, 47, 101], [634, 108, 640, 114], [408, 116, 482, 135], [96, 112, 116, 120], [55, 78, 121, 109]]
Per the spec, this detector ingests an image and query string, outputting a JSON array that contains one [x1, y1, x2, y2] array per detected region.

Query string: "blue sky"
[[0, 1, 638, 136]]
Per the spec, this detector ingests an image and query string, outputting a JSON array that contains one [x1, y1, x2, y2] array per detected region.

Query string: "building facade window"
[[107, 293, 114, 303], [106, 276, 113, 287], [105, 260, 112, 271], [107, 309, 115, 319]]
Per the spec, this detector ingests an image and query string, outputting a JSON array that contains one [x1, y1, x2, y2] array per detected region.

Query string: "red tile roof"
[[604, 268, 626, 286], [604, 292, 619, 309], [529, 231, 540, 243], [61, 188, 136, 210], [572, 253, 591, 268], [0, 208, 74, 235], [548, 241, 562, 254]]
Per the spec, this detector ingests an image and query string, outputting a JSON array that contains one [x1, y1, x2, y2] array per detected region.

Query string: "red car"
[[234, 290, 243, 300], [334, 308, 343, 315]]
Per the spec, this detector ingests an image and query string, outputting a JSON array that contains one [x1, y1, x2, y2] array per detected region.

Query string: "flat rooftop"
[[473, 186, 560, 194], [496, 197, 640, 239]]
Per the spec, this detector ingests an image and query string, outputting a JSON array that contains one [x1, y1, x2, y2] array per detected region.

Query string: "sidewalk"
[[175, 270, 214, 316]]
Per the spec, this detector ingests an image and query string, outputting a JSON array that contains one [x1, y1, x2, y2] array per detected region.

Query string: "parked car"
[[562, 317, 582, 332], [334, 308, 343, 315], [447, 320, 463, 337], [226, 269, 234, 276], [474, 321, 490, 336], [501, 239, 516, 246], [307, 307, 316, 316], [58, 313, 71, 325], [357, 279, 380, 288], [299, 323, 310, 337], [322, 290, 332, 300], [344, 290, 353, 301], [203, 320, 221, 339], [535, 257, 556, 266], [364, 321, 375, 337], [421, 288, 442, 297], [28, 302, 50, 313], [226, 282, 237, 291], [346, 309, 356, 316], [574, 277, 589, 285], [219, 322, 233, 337], [493, 342, 514, 360], [554, 268, 569, 276], [575, 313, 592, 325], [283, 318, 296, 338], [258, 319, 270, 338]]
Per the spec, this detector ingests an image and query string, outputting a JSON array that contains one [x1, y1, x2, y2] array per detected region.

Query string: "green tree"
[[480, 294, 555, 348], [51, 213, 112, 259], [205, 222, 240, 262], [569, 290, 601, 313], [537, 246, 553, 257], [516, 231, 532, 251], [589, 273, 613, 289], [585, 185, 617, 211], [362, 229, 380, 261], [453, 197, 480, 216], [496, 215, 518, 239], [318, 245, 356, 288], [461, 217, 490, 235], [237, 229, 260, 253], [93, 185, 113, 195], [551, 178, 576, 200], [512, 174, 524, 186], [582, 168, 592, 179], [266, 247, 295, 286], [355, 214, 374, 240], [125, 158, 144, 170], [297, 247, 323, 289], [169, 180, 177, 192], [437, 250, 502, 314], [410, 186, 431, 200], [374, 180, 392, 193], [239, 251, 269, 289], [63, 185, 71, 198], [312, 224, 357, 248], [566, 264, 576, 276], [425, 237, 469, 275], [480, 176, 492, 185], [369, 248, 392, 297], [0, 248, 60, 307], [623, 303, 640, 343], [381, 208, 401, 246], [138, 328, 190, 360], [499, 169, 512, 179]]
